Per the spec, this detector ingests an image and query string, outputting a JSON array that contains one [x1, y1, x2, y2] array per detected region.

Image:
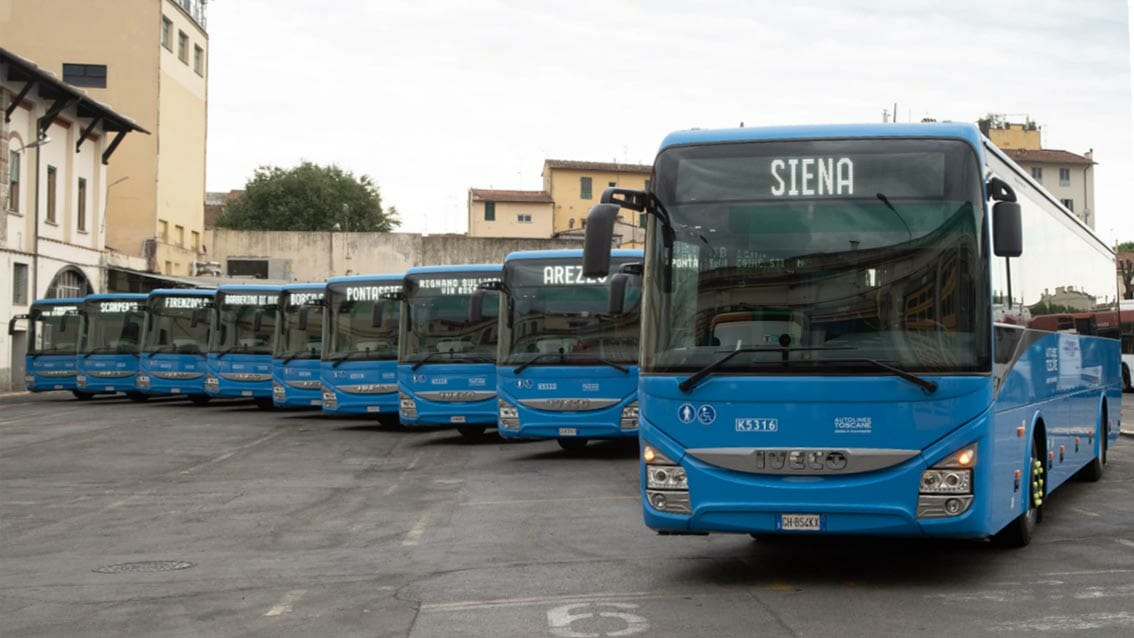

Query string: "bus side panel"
[[398, 362, 497, 427]]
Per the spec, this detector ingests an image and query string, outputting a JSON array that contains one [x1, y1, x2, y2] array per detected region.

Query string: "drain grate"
[[93, 560, 194, 574]]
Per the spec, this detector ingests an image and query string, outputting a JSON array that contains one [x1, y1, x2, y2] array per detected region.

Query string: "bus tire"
[[188, 395, 211, 406], [457, 425, 487, 440], [72, 390, 94, 401], [254, 397, 275, 410], [1076, 414, 1107, 482], [993, 433, 1044, 548], [1123, 363, 1132, 393], [557, 437, 588, 451], [126, 392, 149, 402]]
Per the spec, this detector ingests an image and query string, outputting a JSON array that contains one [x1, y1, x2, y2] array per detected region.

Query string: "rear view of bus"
[[496, 249, 643, 450], [206, 284, 281, 409], [22, 298, 84, 396], [322, 274, 402, 416], [273, 283, 325, 408], [76, 293, 147, 400], [138, 288, 214, 404], [397, 264, 502, 439], [582, 123, 1119, 546]]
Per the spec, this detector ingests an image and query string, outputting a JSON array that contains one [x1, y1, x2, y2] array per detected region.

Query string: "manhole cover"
[[93, 560, 194, 574]]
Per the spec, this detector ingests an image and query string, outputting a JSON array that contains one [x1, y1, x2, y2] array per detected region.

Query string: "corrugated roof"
[[469, 189, 553, 204], [1006, 148, 1094, 166], [543, 159, 652, 174]]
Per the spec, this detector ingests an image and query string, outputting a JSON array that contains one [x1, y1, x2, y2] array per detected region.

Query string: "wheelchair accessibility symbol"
[[697, 404, 717, 425]]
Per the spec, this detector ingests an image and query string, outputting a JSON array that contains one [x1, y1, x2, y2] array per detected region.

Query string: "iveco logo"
[[547, 398, 591, 410], [438, 391, 478, 401]]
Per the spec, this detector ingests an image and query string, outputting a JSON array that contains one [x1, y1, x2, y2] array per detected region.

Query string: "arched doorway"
[[45, 266, 93, 299]]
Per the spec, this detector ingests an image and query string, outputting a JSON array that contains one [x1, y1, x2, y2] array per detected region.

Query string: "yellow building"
[[467, 189, 554, 239], [541, 160, 651, 241], [1, 0, 209, 276]]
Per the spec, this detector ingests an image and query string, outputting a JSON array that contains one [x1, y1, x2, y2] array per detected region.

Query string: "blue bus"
[[137, 288, 215, 405], [581, 122, 1120, 546], [76, 293, 148, 400], [322, 274, 402, 416], [496, 249, 643, 450], [397, 264, 502, 439], [205, 284, 281, 409], [273, 283, 326, 408], [21, 298, 84, 397]]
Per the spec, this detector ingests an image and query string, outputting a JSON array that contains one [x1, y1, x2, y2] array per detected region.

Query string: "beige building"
[[542, 159, 651, 241], [982, 118, 1096, 229], [1, 47, 146, 389], [1, 0, 209, 276], [467, 189, 554, 239]]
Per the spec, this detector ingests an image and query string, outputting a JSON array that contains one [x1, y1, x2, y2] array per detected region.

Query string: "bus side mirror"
[[8, 314, 27, 336], [469, 289, 488, 322], [372, 301, 387, 328], [190, 308, 204, 328], [583, 203, 621, 278], [253, 309, 264, 332], [297, 305, 309, 331], [608, 273, 631, 315], [993, 201, 1023, 257]]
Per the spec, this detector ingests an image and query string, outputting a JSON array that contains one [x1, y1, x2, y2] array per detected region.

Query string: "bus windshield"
[[82, 299, 145, 355], [644, 138, 989, 374], [401, 272, 499, 363], [325, 282, 400, 361], [29, 304, 81, 355], [500, 257, 641, 366], [212, 292, 277, 355], [275, 290, 324, 359], [144, 295, 211, 355]]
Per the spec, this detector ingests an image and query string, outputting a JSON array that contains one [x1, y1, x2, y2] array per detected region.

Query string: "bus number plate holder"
[[777, 513, 824, 531], [559, 427, 577, 436], [241, 390, 253, 396], [450, 416, 466, 423]]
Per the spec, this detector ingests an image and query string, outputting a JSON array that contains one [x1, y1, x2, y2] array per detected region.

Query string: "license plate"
[[54, 385, 63, 390], [310, 400, 322, 406], [366, 406, 380, 413], [241, 390, 253, 396], [171, 387, 180, 394], [105, 386, 115, 392], [450, 416, 466, 423], [777, 513, 824, 531], [559, 427, 577, 436]]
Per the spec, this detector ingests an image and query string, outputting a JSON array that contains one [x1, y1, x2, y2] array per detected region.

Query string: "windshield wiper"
[[215, 346, 242, 359], [83, 346, 134, 358], [329, 350, 381, 368], [411, 351, 493, 371], [513, 351, 566, 375], [823, 358, 938, 394], [512, 351, 631, 375], [281, 349, 319, 364], [678, 346, 854, 393]]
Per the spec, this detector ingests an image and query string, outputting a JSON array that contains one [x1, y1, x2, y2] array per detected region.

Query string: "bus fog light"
[[646, 489, 691, 514], [620, 401, 639, 430], [400, 392, 417, 418], [322, 386, 337, 409], [498, 399, 519, 430], [945, 498, 964, 515], [916, 494, 974, 519]]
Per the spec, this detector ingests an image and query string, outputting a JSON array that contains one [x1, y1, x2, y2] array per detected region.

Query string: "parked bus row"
[[14, 249, 644, 449], [11, 122, 1122, 547]]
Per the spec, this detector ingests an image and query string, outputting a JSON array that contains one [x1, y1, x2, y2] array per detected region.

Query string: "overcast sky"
[[205, 0, 1134, 243]]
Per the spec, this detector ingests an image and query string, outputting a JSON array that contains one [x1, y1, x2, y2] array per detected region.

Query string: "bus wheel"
[[188, 395, 211, 406], [1076, 418, 1107, 482], [457, 425, 487, 440], [126, 392, 149, 402], [993, 437, 1044, 548], [557, 437, 588, 451], [254, 397, 275, 410], [1123, 363, 1132, 393], [71, 390, 94, 401]]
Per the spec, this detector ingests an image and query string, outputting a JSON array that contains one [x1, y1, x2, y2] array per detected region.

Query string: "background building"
[[1, 0, 210, 276], [467, 189, 554, 239], [980, 116, 1096, 229]]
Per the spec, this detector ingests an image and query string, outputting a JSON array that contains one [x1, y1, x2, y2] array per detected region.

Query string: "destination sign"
[[345, 285, 400, 302], [414, 275, 498, 296], [163, 296, 209, 309], [96, 301, 144, 313], [289, 292, 323, 306], [39, 306, 79, 317], [507, 258, 638, 289], [220, 294, 276, 307]]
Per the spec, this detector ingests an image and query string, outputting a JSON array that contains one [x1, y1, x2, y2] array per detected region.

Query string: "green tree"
[[216, 162, 400, 232], [1116, 241, 1134, 252]]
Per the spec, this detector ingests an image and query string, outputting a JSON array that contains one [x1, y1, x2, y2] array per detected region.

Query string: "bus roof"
[[30, 297, 85, 307], [215, 283, 284, 294], [405, 264, 502, 277], [281, 282, 326, 292], [326, 273, 403, 285], [83, 293, 148, 302], [504, 248, 643, 263], [148, 288, 215, 298], [659, 122, 983, 152]]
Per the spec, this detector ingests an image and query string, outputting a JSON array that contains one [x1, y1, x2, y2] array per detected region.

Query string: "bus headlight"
[[273, 382, 286, 402], [917, 443, 976, 519], [399, 392, 417, 418], [76, 375, 86, 388], [322, 386, 337, 410], [205, 376, 219, 393], [643, 444, 691, 514], [620, 401, 639, 430], [498, 399, 519, 430]]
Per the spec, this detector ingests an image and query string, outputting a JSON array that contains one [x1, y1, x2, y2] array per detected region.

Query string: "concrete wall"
[[204, 229, 582, 282]]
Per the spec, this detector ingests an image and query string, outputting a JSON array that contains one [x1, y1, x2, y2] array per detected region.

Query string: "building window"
[[191, 230, 200, 252], [1031, 166, 1042, 182], [62, 63, 107, 89], [164, 261, 173, 275], [175, 225, 185, 246], [580, 177, 593, 200], [46, 165, 57, 224], [161, 16, 173, 50], [159, 219, 169, 241], [1060, 198, 1074, 211], [178, 31, 189, 63], [517, 214, 532, 223], [77, 178, 87, 231], [639, 213, 647, 228], [608, 181, 616, 187], [193, 45, 205, 76], [13, 263, 29, 305], [1059, 168, 1071, 186], [8, 150, 19, 212], [484, 201, 495, 221], [645, 179, 651, 192]]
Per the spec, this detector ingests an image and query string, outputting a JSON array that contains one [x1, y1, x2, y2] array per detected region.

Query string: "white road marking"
[[179, 429, 286, 475], [1070, 507, 1102, 517], [464, 495, 637, 507], [385, 450, 426, 496], [264, 589, 306, 617], [402, 511, 431, 546], [548, 602, 649, 637], [1117, 539, 1134, 549], [995, 611, 1134, 632], [420, 591, 693, 613]]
